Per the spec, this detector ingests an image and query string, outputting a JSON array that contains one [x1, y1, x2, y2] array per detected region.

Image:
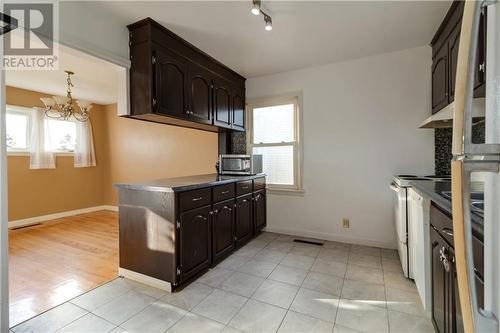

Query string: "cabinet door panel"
[[214, 80, 232, 128], [179, 205, 211, 281], [213, 199, 235, 262], [155, 49, 188, 119], [474, 8, 487, 97], [232, 89, 245, 131], [188, 64, 213, 124], [431, 226, 446, 333], [235, 194, 253, 247], [432, 47, 448, 114], [448, 24, 461, 103], [253, 190, 266, 233]]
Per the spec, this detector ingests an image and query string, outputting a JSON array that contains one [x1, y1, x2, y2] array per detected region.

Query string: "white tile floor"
[[11, 232, 435, 333]]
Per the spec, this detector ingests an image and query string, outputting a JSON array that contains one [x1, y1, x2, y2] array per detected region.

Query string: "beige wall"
[[101, 104, 218, 205], [7, 86, 218, 221]]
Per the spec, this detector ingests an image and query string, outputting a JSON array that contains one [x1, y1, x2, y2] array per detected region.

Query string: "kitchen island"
[[115, 173, 266, 291]]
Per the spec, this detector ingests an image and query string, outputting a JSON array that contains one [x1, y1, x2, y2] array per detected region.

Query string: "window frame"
[[247, 94, 303, 193], [6, 105, 32, 154], [45, 117, 77, 153]]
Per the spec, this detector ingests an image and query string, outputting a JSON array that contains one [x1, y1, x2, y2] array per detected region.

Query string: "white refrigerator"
[[452, 1, 500, 332]]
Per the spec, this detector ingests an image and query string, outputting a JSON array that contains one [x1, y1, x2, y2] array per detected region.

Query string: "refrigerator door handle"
[[452, 1, 499, 332]]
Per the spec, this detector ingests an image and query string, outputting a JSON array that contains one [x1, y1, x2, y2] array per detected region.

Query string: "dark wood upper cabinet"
[[431, 1, 487, 114], [432, 47, 448, 114], [212, 199, 235, 263], [154, 48, 189, 119], [213, 79, 232, 129], [179, 205, 212, 281], [448, 24, 461, 103], [232, 88, 246, 131], [127, 18, 246, 132], [188, 63, 213, 125]]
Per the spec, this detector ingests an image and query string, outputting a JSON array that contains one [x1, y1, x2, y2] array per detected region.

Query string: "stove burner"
[[397, 174, 418, 177]]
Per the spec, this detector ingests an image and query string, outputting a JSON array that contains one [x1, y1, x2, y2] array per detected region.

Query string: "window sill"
[[266, 187, 305, 196], [7, 152, 74, 157]]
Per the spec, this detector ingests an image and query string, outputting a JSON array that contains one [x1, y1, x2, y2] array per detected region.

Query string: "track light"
[[264, 14, 272, 31], [251, 0, 261, 15]]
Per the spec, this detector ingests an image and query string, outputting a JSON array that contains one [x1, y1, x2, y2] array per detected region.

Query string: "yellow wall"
[[7, 86, 218, 221]]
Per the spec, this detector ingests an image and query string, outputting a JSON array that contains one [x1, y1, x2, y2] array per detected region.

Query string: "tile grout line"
[[332, 247, 352, 332]]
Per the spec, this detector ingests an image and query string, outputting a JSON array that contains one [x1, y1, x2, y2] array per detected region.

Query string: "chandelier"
[[39, 70, 93, 122]]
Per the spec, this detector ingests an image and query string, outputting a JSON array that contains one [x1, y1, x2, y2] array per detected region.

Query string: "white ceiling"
[[99, 0, 451, 78], [6, 1, 451, 104], [5, 42, 120, 105]]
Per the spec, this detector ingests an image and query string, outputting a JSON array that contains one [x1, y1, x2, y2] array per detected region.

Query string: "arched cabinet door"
[[253, 190, 266, 233], [235, 194, 253, 247], [448, 25, 460, 103], [154, 48, 189, 119], [232, 89, 245, 131], [178, 205, 212, 281], [213, 79, 232, 129], [212, 199, 235, 262], [431, 46, 448, 114], [188, 64, 213, 125]]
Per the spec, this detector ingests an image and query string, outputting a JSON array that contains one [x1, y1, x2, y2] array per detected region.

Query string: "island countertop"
[[114, 173, 266, 193]]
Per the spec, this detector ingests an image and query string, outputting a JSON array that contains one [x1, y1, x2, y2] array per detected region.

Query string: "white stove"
[[393, 174, 451, 187], [390, 174, 450, 278]]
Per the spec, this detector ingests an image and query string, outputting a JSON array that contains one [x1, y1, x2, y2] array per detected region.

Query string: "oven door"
[[391, 182, 409, 277]]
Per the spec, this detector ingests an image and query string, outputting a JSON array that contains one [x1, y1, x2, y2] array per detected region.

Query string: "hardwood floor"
[[9, 210, 118, 327]]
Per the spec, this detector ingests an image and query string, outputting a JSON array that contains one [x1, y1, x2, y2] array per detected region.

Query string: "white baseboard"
[[8, 205, 119, 229], [263, 225, 397, 249], [118, 267, 172, 292]]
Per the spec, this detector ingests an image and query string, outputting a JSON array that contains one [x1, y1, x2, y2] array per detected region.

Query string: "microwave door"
[[451, 1, 499, 332]]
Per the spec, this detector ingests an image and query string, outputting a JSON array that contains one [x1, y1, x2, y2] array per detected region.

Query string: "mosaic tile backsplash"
[[435, 121, 485, 175]]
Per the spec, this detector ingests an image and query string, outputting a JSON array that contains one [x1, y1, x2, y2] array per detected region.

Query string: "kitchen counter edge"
[[114, 173, 266, 193]]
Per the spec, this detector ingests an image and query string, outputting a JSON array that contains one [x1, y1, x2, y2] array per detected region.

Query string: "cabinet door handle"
[[197, 214, 208, 221], [241, 186, 249, 190], [192, 197, 203, 202], [221, 190, 229, 194], [442, 227, 454, 237], [479, 63, 485, 73]]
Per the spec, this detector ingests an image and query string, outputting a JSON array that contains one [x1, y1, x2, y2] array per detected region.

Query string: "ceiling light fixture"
[[264, 13, 272, 31], [251, 0, 261, 15], [39, 71, 93, 122]]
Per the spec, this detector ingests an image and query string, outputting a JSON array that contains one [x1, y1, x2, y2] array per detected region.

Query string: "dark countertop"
[[410, 180, 484, 240], [115, 173, 266, 193]]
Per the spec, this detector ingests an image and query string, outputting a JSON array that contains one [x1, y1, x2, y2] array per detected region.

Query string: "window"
[[248, 96, 302, 191], [6, 105, 77, 154], [6, 106, 31, 152], [45, 119, 76, 152]]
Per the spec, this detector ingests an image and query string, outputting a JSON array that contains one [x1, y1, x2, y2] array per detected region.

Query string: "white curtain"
[[29, 108, 55, 169], [74, 119, 96, 168]]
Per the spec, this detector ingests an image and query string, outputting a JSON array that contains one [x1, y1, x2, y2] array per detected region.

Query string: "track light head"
[[264, 14, 272, 31], [251, 0, 261, 15]]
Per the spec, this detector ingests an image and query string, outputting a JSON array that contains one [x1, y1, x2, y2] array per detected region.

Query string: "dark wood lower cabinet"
[[235, 194, 253, 247], [212, 199, 235, 263], [179, 205, 212, 281], [117, 176, 266, 289], [253, 190, 266, 233]]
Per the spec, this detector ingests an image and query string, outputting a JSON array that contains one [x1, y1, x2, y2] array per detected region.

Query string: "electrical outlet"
[[342, 218, 350, 228]]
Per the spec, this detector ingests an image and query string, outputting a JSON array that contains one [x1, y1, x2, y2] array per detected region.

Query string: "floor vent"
[[293, 239, 324, 246], [11, 223, 41, 230]]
